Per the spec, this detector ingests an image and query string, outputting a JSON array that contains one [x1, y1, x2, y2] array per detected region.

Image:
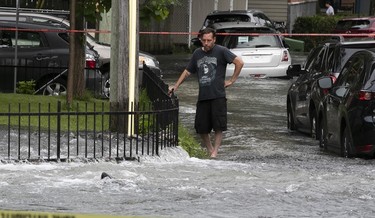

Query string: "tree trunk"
[[73, 2, 85, 99], [67, 0, 85, 107], [66, 0, 75, 107]]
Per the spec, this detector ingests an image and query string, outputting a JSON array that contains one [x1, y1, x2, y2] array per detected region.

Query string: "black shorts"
[[195, 97, 227, 134]]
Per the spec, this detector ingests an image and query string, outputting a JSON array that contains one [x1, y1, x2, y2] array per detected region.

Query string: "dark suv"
[[318, 48, 375, 157], [202, 10, 277, 30], [286, 39, 375, 139], [192, 9, 285, 47], [0, 21, 102, 96]]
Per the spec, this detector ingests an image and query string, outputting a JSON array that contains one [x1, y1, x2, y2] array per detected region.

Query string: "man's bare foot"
[[207, 146, 213, 154], [210, 150, 218, 158]]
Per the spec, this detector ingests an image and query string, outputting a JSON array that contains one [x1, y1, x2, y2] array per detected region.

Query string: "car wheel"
[[318, 117, 326, 150], [287, 102, 296, 131], [42, 78, 67, 96], [341, 127, 352, 158], [311, 112, 317, 139], [102, 72, 110, 98]]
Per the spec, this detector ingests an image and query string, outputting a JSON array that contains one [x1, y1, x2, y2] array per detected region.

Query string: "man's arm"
[[168, 69, 191, 95], [225, 56, 244, 88]]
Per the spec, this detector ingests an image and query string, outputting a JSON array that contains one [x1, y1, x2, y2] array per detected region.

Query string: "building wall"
[[248, 0, 288, 23], [288, 1, 318, 33]]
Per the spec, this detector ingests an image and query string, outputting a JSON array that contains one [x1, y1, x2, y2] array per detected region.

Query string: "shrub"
[[16, 80, 36, 94], [292, 15, 342, 51]]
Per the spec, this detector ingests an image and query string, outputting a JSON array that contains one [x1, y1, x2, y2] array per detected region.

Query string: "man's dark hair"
[[199, 27, 216, 38]]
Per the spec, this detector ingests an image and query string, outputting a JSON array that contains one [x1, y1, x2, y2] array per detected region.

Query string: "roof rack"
[[0, 7, 69, 16]]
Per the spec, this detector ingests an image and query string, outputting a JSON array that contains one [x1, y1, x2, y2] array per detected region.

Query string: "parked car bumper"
[[226, 63, 290, 78]]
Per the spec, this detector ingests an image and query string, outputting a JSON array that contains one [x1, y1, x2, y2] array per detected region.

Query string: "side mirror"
[[286, 64, 302, 77], [318, 77, 333, 89], [191, 37, 202, 47]]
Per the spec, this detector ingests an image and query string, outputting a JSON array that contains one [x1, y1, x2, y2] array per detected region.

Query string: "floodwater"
[[1, 53, 375, 218]]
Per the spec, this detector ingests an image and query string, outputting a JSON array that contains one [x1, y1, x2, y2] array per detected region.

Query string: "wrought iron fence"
[[0, 65, 179, 162]]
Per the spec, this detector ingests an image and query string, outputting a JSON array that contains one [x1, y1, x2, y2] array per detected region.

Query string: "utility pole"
[[110, 0, 139, 133]]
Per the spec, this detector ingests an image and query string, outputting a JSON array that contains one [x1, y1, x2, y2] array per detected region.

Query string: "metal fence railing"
[[0, 64, 179, 162]]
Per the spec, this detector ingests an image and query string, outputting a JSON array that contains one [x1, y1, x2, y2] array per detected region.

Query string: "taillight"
[[281, 50, 289, 62], [330, 75, 337, 83], [86, 59, 96, 69], [359, 91, 375, 101]]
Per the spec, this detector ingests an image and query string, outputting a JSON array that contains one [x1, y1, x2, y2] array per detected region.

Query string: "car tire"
[[102, 72, 110, 98], [341, 127, 352, 158], [287, 102, 296, 131], [318, 117, 326, 150], [310, 111, 317, 139], [41, 78, 67, 96]]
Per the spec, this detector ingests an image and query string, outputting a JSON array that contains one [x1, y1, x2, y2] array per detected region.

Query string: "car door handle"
[[34, 54, 49, 61]]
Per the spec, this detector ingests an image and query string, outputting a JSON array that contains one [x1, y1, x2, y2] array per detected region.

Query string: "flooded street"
[[1, 53, 375, 218]]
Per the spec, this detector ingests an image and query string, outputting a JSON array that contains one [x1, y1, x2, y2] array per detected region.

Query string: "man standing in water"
[[169, 27, 244, 158]]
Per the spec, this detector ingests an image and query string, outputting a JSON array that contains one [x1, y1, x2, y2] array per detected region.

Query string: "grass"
[[178, 126, 209, 159], [0, 93, 110, 132]]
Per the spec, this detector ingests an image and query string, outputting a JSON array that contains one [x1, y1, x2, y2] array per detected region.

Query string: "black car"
[[0, 21, 103, 96], [0, 11, 162, 98], [318, 49, 375, 157], [286, 39, 375, 139]]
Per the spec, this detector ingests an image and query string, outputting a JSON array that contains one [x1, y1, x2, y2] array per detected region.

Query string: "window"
[[305, 46, 324, 72], [0, 30, 43, 48], [336, 54, 365, 87], [204, 15, 251, 27], [254, 13, 274, 29], [0, 31, 13, 47], [336, 20, 371, 30], [304, 46, 322, 70]]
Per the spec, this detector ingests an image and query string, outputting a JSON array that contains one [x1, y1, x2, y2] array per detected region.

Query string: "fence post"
[[155, 101, 159, 156], [57, 101, 61, 161]]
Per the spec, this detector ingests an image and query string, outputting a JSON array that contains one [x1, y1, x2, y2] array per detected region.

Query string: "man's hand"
[[168, 85, 175, 96], [224, 80, 234, 88]]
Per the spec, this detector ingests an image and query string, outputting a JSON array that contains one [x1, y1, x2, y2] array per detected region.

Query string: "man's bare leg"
[[200, 133, 213, 154], [211, 130, 223, 158]]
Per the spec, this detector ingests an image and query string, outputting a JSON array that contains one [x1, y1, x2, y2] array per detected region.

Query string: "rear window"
[[204, 15, 251, 27], [216, 28, 279, 49], [336, 20, 371, 30]]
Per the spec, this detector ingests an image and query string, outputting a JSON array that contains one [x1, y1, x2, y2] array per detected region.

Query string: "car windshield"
[[204, 15, 251, 27], [336, 20, 371, 30], [216, 29, 279, 49]]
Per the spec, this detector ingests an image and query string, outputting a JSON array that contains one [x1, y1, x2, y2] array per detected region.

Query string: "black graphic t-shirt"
[[186, 45, 236, 101]]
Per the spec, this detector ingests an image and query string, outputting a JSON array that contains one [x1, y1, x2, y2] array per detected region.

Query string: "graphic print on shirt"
[[197, 56, 217, 87]]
